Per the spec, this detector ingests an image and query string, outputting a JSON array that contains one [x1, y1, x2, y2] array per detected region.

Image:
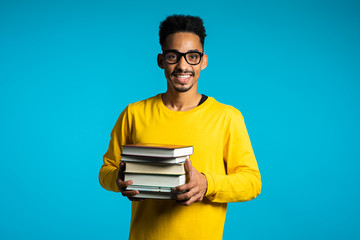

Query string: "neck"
[[162, 88, 202, 112]]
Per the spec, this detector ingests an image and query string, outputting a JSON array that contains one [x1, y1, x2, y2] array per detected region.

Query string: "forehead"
[[163, 32, 203, 52]]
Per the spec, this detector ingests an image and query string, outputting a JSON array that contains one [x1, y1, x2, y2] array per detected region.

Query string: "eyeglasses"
[[162, 50, 204, 65]]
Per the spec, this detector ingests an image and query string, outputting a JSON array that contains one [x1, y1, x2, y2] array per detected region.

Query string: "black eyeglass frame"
[[162, 50, 205, 65]]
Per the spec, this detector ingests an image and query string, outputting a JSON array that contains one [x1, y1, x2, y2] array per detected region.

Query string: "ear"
[[200, 54, 208, 70], [157, 54, 164, 69]]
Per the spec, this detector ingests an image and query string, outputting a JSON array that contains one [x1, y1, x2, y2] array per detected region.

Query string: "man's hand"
[[174, 158, 208, 206], [116, 161, 143, 201]]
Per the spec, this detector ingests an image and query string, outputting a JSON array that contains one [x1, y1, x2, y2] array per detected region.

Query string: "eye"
[[188, 53, 199, 60], [166, 53, 178, 61], [187, 53, 200, 62]]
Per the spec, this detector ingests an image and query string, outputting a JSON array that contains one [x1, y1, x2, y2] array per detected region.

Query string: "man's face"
[[158, 32, 207, 93]]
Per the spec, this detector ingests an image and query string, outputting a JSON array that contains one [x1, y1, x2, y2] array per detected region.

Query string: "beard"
[[173, 83, 194, 92], [170, 70, 195, 92]]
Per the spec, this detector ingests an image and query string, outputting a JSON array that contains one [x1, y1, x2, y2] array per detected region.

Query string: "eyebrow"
[[165, 49, 202, 53]]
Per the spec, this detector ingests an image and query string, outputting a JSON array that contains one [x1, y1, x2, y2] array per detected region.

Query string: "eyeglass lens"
[[164, 51, 202, 65]]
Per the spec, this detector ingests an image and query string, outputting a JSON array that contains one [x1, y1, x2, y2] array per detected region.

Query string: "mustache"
[[171, 70, 195, 76]]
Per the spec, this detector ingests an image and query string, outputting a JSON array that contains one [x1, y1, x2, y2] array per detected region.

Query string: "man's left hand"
[[174, 158, 208, 206]]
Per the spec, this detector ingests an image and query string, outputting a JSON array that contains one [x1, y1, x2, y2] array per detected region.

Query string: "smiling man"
[[99, 15, 261, 240]]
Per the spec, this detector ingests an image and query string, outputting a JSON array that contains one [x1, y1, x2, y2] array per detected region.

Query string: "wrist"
[[201, 173, 208, 195]]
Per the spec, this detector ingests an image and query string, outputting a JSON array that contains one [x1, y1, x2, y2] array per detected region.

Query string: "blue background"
[[1, 0, 359, 239]]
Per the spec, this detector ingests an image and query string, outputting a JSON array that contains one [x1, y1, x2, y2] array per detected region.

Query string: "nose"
[[176, 55, 189, 70]]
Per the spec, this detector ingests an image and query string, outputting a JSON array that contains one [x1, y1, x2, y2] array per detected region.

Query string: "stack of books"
[[121, 143, 193, 199]]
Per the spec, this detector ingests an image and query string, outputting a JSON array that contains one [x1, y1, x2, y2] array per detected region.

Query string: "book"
[[131, 191, 173, 199], [126, 186, 175, 200], [122, 143, 193, 158], [121, 154, 188, 164], [121, 143, 192, 199], [126, 185, 173, 192], [124, 173, 186, 188], [124, 162, 185, 175]]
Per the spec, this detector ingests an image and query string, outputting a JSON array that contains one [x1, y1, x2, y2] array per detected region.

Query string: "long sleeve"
[[99, 106, 132, 192], [203, 110, 261, 203], [98, 95, 261, 240]]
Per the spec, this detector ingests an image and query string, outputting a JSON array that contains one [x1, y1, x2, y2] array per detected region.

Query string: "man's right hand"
[[116, 161, 143, 201]]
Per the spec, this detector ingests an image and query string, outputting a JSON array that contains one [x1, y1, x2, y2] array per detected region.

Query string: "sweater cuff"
[[202, 171, 215, 197], [113, 168, 121, 192]]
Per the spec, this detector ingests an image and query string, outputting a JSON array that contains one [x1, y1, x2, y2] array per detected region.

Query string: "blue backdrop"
[[1, 0, 359, 239]]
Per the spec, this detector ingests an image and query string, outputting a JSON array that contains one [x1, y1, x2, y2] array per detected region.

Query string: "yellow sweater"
[[99, 94, 261, 240]]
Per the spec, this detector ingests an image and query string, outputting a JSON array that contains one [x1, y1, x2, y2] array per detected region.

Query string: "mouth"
[[172, 72, 194, 84]]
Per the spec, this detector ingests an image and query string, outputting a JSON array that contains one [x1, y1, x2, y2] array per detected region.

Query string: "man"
[[99, 15, 261, 240]]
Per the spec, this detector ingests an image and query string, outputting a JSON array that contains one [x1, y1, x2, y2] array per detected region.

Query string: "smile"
[[176, 75, 191, 79], [173, 74, 192, 84]]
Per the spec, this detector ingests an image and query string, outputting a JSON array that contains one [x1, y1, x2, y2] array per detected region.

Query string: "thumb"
[[184, 158, 192, 175], [118, 161, 125, 181]]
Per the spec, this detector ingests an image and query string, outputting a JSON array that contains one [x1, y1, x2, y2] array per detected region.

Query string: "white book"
[[132, 191, 173, 199], [124, 162, 185, 175], [126, 186, 173, 200], [121, 155, 188, 164], [124, 173, 186, 188], [126, 186, 185, 200], [126, 185, 173, 192], [122, 143, 193, 158]]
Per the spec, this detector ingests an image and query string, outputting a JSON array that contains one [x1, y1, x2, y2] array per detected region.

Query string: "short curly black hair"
[[159, 14, 207, 49]]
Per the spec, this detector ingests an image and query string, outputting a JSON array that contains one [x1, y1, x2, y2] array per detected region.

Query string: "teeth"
[[177, 75, 190, 78]]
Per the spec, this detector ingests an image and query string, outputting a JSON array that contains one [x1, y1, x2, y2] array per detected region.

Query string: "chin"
[[175, 87, 191, 92], [173, 83, 193, 93]]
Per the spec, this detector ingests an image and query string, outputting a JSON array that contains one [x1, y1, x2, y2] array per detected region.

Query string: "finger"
[[121, 189, 139, 197], [117, 179, 135, 192], [117, 179, 134, 189], [175, 187, 197, 201], [123, 180, 133, 187], [119, 161, 126, 171], [176, 198, 193, 206], [173, 182, 192, 192], [174, 160, 193, 192], [184, 158, 192, 175], [118, 162, 126, 181], [176, 192, 203, 206], [176, 196, 195, 206]]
